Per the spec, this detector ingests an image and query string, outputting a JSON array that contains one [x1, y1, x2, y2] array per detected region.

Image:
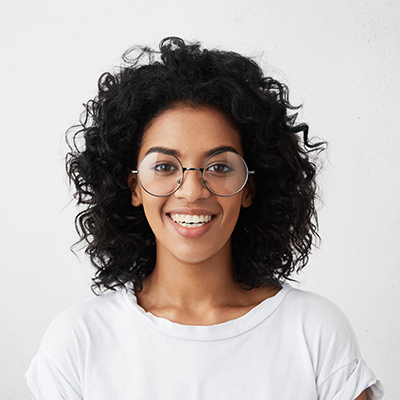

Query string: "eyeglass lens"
[[137, 151, 248, 197]]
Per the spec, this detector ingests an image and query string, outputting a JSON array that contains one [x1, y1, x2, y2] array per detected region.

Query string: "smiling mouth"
[[169, 213, 214, 228]]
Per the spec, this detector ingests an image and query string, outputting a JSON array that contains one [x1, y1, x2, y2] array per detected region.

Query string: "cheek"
[[141, 197, 166, 231], [223, 198, 244, 229]]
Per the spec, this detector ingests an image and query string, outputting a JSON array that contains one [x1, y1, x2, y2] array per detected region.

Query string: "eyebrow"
[[144, 145, 240, 158], [145, 146, 180, 157], [205, 146, 239, 157]]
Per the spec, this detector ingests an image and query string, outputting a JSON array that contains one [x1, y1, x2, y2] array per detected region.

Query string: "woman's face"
[[128, 104, 254, 266]]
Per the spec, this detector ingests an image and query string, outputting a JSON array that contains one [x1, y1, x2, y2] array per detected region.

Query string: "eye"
[[206, 163, 232, 174], [154, 163, 179, 173]]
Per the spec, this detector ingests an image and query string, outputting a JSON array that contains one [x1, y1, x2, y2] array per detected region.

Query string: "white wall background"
[[1, 0, 399, 398]]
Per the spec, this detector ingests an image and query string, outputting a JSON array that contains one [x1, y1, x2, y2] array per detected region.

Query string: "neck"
[[139, 241, 242, 311], [135, 239, 281, 325]]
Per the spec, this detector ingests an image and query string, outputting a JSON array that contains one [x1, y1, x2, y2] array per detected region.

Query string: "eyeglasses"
[[131, 150, 255, 197]]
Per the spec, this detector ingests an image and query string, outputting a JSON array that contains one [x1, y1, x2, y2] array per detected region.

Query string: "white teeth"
[[170, 214, 213, 228]]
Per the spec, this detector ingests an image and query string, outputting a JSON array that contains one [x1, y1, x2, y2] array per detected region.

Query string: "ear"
[[127, 172, 143, 207], [241, 176, 255, 208]]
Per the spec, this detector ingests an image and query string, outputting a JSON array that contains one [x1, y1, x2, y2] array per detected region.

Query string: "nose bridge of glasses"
[[183, 167, 203, 172], [178, 166, 205, 185]]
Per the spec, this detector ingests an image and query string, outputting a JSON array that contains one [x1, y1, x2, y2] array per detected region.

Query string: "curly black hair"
[[66, 37, 324, 292]]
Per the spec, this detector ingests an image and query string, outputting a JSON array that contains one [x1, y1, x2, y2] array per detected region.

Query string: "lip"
[[166, 209, 217, 238], [167, 208, 217, 216]]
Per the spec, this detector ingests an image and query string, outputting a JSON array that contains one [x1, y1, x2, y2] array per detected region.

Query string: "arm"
[[355, 390, 367, 400]]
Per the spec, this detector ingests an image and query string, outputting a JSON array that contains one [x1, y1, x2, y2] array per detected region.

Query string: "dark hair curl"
[[66, 37, 324, 293]]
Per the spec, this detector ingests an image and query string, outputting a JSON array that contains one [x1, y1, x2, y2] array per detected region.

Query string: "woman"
[[26, 37, 384, 399]]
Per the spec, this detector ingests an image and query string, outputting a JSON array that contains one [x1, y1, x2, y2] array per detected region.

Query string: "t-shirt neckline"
[[121, 283, 292, 341]]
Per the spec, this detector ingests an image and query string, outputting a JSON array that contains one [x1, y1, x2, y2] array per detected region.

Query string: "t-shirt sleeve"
[[317, 357, 384, 400], [25, 308, 85, 400], [299, 291, 385, 400], [26, 349, 83, 400]]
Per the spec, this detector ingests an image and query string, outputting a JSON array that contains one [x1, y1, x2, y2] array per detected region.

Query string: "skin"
[[128, 103, 279, 326], [355, 391, 367, 400]]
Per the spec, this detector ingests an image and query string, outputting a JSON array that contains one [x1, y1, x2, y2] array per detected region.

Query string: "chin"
[[173, 253, 215, 265]]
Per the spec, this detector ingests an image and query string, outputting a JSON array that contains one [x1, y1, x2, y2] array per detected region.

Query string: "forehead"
[[139, 104, 243, 160]]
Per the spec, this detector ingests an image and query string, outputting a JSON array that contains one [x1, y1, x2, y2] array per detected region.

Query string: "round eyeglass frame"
[[131, 150, 255, 197]]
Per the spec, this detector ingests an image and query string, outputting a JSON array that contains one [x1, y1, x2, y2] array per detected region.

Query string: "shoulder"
[[280, 285, 364, 382], [280, 285, 360, 359], [283, 285, 355, 331], [39, 289, 127, 353], [280, 287, 384, 399], [284, 284, 345, 311], [48, 289, 123, 326]]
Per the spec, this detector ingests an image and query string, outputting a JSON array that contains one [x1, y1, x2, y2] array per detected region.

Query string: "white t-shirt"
[[26, 284, 384, 399]]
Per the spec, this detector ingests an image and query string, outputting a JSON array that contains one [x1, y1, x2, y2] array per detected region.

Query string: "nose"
[[174, 169, 211, 202]]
